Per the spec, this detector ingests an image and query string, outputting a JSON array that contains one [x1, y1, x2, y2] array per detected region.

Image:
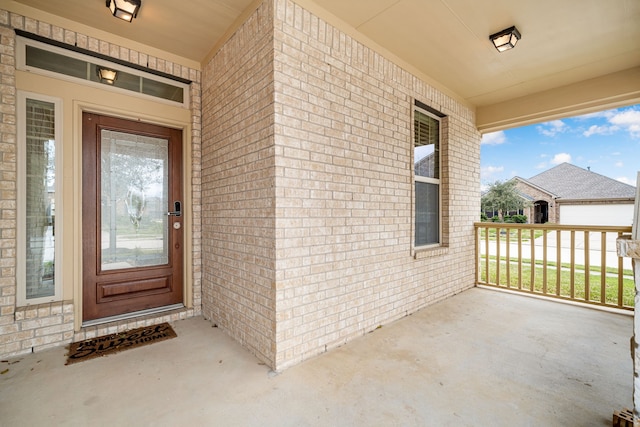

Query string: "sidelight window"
[[17, 92, 63, 305]]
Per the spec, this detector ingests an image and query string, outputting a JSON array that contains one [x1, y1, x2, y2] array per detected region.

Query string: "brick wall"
[[200, 0, 480, 370], [0, 24, 19, 356], [0, 10, 202, 358], [271, 0, 480, 369], [514, 180, 557, 223], [3, 0, 481, 368], [201, 1, 278, 366]]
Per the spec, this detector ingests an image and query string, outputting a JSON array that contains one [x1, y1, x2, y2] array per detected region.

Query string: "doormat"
[[65, 323, 176, 365]]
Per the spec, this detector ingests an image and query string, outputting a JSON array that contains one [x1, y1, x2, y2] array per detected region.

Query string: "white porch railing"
[[475, 222, 634, 311]]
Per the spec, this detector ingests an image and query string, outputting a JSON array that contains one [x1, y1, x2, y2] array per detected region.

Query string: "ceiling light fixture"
[[489, 26, 521, 52], [97, 67, 118, 85], [106, 0, 141, 23]]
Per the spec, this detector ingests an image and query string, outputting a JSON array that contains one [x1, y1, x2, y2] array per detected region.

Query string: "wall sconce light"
[[106, 0, 141, 23], [97, 67, 118, 85], [489, 26, 521, 52]]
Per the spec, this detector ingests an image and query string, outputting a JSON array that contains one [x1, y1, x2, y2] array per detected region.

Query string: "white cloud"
[[615, 161, 624, 168], [579, 107, 640, 138], [574, 110, 614, 120], [609, 109, 640, 138], [583, 124, 618, 137], [535, 162, 547, 169], [481, 165, 504, 175], [537, 120, 567, 137], [481, 165, 505, 183], [617, 176, 637, 186], [551, 153, 571, 165], [481, 131, 506, 145]]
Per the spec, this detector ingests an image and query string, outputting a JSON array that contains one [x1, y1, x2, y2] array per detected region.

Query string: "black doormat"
[[66, 323, 177, 365]]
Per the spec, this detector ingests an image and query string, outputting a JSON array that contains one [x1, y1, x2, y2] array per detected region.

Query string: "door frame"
[[75, 103, 193, 328], [82, 112, 184, 321]]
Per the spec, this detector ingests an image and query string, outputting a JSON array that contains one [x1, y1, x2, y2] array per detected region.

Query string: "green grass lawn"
[[479, 228, 546, 242], [479, 255, 634, 308]]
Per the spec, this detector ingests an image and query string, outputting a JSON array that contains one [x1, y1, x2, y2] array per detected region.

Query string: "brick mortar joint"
[[15, 300, 73, 316]]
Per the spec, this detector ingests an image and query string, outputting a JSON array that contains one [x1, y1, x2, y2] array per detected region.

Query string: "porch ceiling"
[[10, 0, 640, 130]]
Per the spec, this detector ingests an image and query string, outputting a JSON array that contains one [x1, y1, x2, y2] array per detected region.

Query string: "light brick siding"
[[514, 181, 558, 223], [201, 1, 278, 366], [2, 0, 481, 367], [0, 10, 202, 358], [202, 0, 480, 370], [272, 0, 479, 369], [0, 23, 18, 356]]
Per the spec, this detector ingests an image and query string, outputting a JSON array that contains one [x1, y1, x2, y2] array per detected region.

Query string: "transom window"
[[16, 33, 190, 108]]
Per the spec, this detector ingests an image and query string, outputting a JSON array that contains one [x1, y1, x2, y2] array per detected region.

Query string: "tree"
[[481, 180, 527, 222]]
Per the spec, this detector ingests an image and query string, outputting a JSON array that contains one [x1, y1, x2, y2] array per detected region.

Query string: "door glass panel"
[[100, 130, 169, 270]]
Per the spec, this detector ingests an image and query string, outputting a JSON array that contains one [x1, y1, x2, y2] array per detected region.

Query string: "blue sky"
[[480, 104, 640, 190]]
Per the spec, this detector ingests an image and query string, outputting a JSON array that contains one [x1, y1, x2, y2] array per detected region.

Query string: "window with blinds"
[[18, 92, 63, 305], [414, 106, 442, 247], [414, 110, 439, 179]]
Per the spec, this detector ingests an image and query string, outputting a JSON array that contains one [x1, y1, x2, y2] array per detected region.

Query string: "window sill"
[[413, 245, 448, 259]]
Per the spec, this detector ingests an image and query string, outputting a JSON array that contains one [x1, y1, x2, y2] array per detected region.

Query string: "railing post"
[[475, 221, 631, 309], [615, 171, 640, 423]]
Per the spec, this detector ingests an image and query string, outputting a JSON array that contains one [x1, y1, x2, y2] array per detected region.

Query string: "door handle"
[[167, 201, 181, 217]]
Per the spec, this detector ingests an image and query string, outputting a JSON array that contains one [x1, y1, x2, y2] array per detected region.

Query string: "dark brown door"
[[82, 113, 183, 321]]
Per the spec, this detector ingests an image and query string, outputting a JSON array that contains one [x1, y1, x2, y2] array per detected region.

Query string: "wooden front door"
[[82, 113, 183, 321]]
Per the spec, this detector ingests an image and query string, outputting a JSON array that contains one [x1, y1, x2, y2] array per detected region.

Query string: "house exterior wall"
[[0, 10, 203, 358], [514, 180, 558, 223], [560, 202, 634, 226], [200, 0, 480, 370], [200, 0, 479, 370], [515, 179, 635, 226], [201, 1, 278, 365], [2, 0, 481, 368], [270, 0, 479, 369]]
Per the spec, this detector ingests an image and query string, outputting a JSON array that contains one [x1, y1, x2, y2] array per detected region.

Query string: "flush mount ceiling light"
[[489, 26, 521, 52], [106, 0, 141, 23], [97, 67, 118, 85]]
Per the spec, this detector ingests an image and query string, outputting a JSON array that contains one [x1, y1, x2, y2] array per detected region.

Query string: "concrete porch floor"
[[0, 288, 633, 426]]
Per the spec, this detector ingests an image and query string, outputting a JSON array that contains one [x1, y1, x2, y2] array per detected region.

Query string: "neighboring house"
[[514, 163, 636, 226], [0, 0, 637, 371]]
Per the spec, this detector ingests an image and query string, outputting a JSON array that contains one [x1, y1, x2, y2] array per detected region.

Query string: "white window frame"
[[17, 91, 64, 306], [16, 36, 190, 109], [413, 105, 442, 249]]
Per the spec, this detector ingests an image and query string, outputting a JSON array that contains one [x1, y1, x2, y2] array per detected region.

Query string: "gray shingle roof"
[[525, 162, 636, 200]]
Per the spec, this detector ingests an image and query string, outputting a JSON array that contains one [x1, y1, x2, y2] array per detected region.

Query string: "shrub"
[[507, 214, 527, 223]]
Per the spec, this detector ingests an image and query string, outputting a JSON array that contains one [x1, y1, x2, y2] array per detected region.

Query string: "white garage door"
[[560, 204, 634, 226]]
